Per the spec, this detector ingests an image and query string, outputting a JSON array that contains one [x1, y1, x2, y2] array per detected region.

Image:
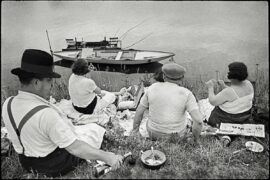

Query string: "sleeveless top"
[[219, 82, 254, 114]]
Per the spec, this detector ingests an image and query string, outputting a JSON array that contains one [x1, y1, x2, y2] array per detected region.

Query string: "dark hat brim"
[[11, 68, 61, 78]]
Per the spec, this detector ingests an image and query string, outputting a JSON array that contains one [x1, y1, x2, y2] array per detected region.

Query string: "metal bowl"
[[140, 149, 166, 169]]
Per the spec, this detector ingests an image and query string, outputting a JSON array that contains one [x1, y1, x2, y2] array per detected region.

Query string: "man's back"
[[140, 82, 198, 135], [2, 91, 77, 157]]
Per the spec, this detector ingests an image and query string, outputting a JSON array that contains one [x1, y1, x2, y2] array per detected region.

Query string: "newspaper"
[[217, 123, 265, 138]]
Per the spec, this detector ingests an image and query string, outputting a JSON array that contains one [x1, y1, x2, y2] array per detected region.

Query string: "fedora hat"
[[162, 63, 186, 80], [11, 49, 61, 78]]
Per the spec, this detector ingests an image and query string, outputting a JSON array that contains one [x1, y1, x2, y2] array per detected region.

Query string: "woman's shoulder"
[[244, 80, 254, 88], [222, 86, 237, 96]]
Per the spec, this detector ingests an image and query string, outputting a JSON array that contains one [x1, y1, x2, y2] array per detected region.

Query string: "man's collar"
[[18, 90, 49, 104]]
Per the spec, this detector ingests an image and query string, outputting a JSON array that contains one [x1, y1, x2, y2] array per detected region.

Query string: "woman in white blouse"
[[206, 62, 254, 127], [68, 59, 103, 114]]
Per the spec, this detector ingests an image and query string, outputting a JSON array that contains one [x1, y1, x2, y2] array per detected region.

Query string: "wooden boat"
[[53, 37, 175, 65]]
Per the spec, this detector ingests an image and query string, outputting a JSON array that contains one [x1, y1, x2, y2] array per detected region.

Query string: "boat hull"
[[53, 49, 174, 65], [54, 59, 164, 74]]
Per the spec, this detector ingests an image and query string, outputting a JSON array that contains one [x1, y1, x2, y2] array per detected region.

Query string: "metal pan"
[[140, 149, 166, 170]]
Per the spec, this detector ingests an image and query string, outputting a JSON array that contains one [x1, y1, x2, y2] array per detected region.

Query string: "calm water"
[[1, 1, 268, 91]]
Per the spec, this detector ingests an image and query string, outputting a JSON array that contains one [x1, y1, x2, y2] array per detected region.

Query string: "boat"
[[53, 37, 175, 65]]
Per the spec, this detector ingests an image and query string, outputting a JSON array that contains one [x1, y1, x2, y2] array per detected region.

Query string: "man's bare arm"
[[65, 139, 123, 170], [132, 104, 147, 131], [189, 109, 203, 141]]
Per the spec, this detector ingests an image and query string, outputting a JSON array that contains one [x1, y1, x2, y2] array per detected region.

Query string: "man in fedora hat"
[[1, 49, 123, 177], [131, 63, 203, 142]]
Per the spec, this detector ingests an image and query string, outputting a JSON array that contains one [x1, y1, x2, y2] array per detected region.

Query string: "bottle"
[[221, 135, 231, 147]]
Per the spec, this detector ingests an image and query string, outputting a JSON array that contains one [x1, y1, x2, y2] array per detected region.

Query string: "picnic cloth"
[[116, 110, 149, 137], [117, 98, 215, 137], [1, 96, 216, 154], [53, 91, 117, 148]]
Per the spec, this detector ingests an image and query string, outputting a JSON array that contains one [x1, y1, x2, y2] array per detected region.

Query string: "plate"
[[141, 149, 166, 169], [245, 141, 264, 153]]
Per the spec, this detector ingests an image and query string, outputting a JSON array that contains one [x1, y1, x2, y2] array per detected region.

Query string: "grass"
[[1, 70, 269, 179], [2, 127, 269, 179]]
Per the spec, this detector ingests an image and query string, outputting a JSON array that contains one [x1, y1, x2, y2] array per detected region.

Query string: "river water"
[[1, 1, 268, 94]]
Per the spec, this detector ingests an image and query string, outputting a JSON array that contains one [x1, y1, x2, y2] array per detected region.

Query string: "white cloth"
[[140, 82, 199, 136], [198, 98, 215, 120], [1, 91, 77, 157], [55, 98, 111, 126], [68, 73, 97, 107], [94, 90, 116, 113], [117, 111, 149, 137], [74, 123, 105, 149]]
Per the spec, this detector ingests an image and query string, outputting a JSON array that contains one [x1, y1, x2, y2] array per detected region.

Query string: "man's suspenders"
[[7, 97, 49, 155]]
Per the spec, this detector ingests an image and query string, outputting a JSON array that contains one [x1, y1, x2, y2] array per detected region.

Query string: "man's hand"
[[129, 129, 140, 138], [105, 152, 124, 171], [187, 136, 200, 147]]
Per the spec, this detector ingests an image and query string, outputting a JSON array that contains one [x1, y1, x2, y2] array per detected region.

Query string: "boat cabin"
[[63, 37, 122, 51]]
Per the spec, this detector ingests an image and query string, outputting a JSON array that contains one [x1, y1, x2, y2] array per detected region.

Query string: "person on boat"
[[68, 59, 115, 114], [1, 49, 123, 177], [131, 63, 203, 142], [206, 62, 254, 146]]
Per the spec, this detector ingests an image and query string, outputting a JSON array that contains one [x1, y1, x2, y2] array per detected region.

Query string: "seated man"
[[131, 63, 203, 142], [1, 49, 123, 177]]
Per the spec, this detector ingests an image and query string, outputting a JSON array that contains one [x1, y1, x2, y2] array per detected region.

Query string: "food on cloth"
[[118, 101, 135, 109]]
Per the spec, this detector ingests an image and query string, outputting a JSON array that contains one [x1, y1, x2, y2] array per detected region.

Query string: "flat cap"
[[162, 63, 186, 80]]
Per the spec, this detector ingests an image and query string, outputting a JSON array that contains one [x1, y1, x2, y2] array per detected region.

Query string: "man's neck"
[[165, 79, 182, 86], [20, 86, 42, 98]]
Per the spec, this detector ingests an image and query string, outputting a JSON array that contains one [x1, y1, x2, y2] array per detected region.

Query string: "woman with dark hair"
[[68, 59, 104, 114], [205, 62, 254, 146]]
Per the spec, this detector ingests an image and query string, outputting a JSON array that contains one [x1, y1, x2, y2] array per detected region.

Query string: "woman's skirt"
[[208, 106, 252, 128]]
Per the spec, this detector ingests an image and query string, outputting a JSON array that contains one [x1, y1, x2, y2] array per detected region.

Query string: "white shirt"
[[219, 88, 254, 114], [2, 91, 77, 157], [68, 73, 97, 107], [140, 82, 199, 136]]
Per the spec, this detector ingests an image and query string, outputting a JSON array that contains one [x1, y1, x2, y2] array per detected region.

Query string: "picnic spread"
[[1, 85, 266, 158]]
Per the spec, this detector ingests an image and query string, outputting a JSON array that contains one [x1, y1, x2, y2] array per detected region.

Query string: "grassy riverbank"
[[1, 71, 269, 179], [1, 128, 269, 179]]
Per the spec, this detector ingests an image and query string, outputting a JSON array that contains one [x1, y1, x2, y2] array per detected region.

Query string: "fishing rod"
[[113, 27, 121, 37], [215, 70, 219, 81], [119, 19, 147, 41], [46, 30, 54, 59], [123, 32, 153, 49]]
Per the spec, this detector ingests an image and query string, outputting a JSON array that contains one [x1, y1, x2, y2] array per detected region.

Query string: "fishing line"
[[123, 32, 153, 49], [119, 19, 148, 40]]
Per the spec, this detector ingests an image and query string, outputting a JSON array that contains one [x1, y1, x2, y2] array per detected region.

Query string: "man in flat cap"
[[1, 49, 123, 177], [131, 63, 203, 142]]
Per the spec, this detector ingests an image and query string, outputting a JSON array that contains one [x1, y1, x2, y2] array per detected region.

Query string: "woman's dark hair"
[[227, 62, 248, 81], [71, 59, 90, 75], [153, 69, 164, 82]]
